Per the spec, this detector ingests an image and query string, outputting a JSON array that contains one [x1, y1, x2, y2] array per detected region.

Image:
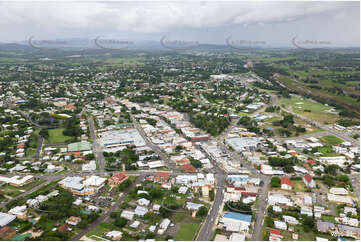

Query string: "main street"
[[88, 114, 105, 172], [130, 114, 178, 171]]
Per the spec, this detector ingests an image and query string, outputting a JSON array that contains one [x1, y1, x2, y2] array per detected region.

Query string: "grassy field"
[[174, 223, 199, 241], [280, 95, 340, 124], [46, 128, 72, 144], [316, 146, 339, 157], [320, 135, 344, 146]]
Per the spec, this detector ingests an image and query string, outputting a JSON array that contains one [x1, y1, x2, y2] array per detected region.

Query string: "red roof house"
[[155, 172, 170, 183], [182, 164, 196, 173], [307, 159, 316, 165], [280, 176, 293, 190], [303, 174, 316, 188], [58, 224, 69, 233]]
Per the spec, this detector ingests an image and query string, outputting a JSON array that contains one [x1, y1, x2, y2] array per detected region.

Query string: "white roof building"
[[185, 202, 203, 211], [178, 186, 188, 194], [327, 194, 353, 205], [135, 206, 148, 217], [83, 175, 107, 188], [283, 215, 299, 225], [0, 212, 16, 227], [121, 210, 134, 220], [159, 218, 171, 230], [329, 187, 348, 195], [130, 221, 140, 229], [274, 220, 287, 230], [9, 205, 27, 217], [138, 198, 150, 207]]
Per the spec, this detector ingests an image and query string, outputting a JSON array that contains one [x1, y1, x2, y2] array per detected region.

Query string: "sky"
[[0, 1, 359, 47]]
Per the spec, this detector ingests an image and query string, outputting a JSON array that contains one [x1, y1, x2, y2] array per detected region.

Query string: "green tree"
[[270, 177, 281, 188], [196, 206, 208, 217]]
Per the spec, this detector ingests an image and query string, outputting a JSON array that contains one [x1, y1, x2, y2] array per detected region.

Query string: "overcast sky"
[[0, 1, 359, 47]]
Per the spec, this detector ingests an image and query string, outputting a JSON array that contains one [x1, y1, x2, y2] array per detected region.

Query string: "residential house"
[[303, 174, 316, 188], [106, 231, 123, 240], [274, 221, 287, 230], [66, 216, 81, 226], [283, 215, 299, 225], [185, 202, 203, 211], [317, 220, 336, 233], [138, 198, 150, 207], [58, 224, 69, 233], [269, 228, 283, 240], [134, 206, 148, 217], [280, 177, 293, 190], [120, 210, 134, 220]]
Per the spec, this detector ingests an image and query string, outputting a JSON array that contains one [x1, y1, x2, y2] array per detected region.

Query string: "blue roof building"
[[223, 212, 252, 223]]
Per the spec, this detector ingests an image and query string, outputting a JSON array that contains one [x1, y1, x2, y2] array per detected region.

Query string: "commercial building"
[[0, 213, 16, 227], [221, 212, 252, 232], [108, 173, 128, 186], [0, 175, 34, 187], [99, 129, 146, 148]]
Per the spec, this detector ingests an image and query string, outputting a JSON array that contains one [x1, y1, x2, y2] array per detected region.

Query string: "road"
[[88, 115, 105, 172], [34, 136, 43, 160], [197, 166, 226, 241], [251, 176, 271, 241], [71, 175, 144, 240], [350, 173, 360, 201], [130, 114, 178, 171]]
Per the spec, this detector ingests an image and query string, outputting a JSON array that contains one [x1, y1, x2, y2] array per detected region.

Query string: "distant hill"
[[0, 43, 33, 52]]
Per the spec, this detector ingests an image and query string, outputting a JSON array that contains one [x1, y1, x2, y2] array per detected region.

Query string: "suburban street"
[[71, 175, 145, 241]]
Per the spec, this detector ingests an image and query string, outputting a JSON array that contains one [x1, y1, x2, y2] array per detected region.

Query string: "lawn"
[[320, 135, 344, 146], [317, 146, 339, 157], [46, 128, 72, 144], [86, 222, 119, 239], [174, 223, 199, 241], [321, 215, 336, 223], [291, 180, 307, 192]]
